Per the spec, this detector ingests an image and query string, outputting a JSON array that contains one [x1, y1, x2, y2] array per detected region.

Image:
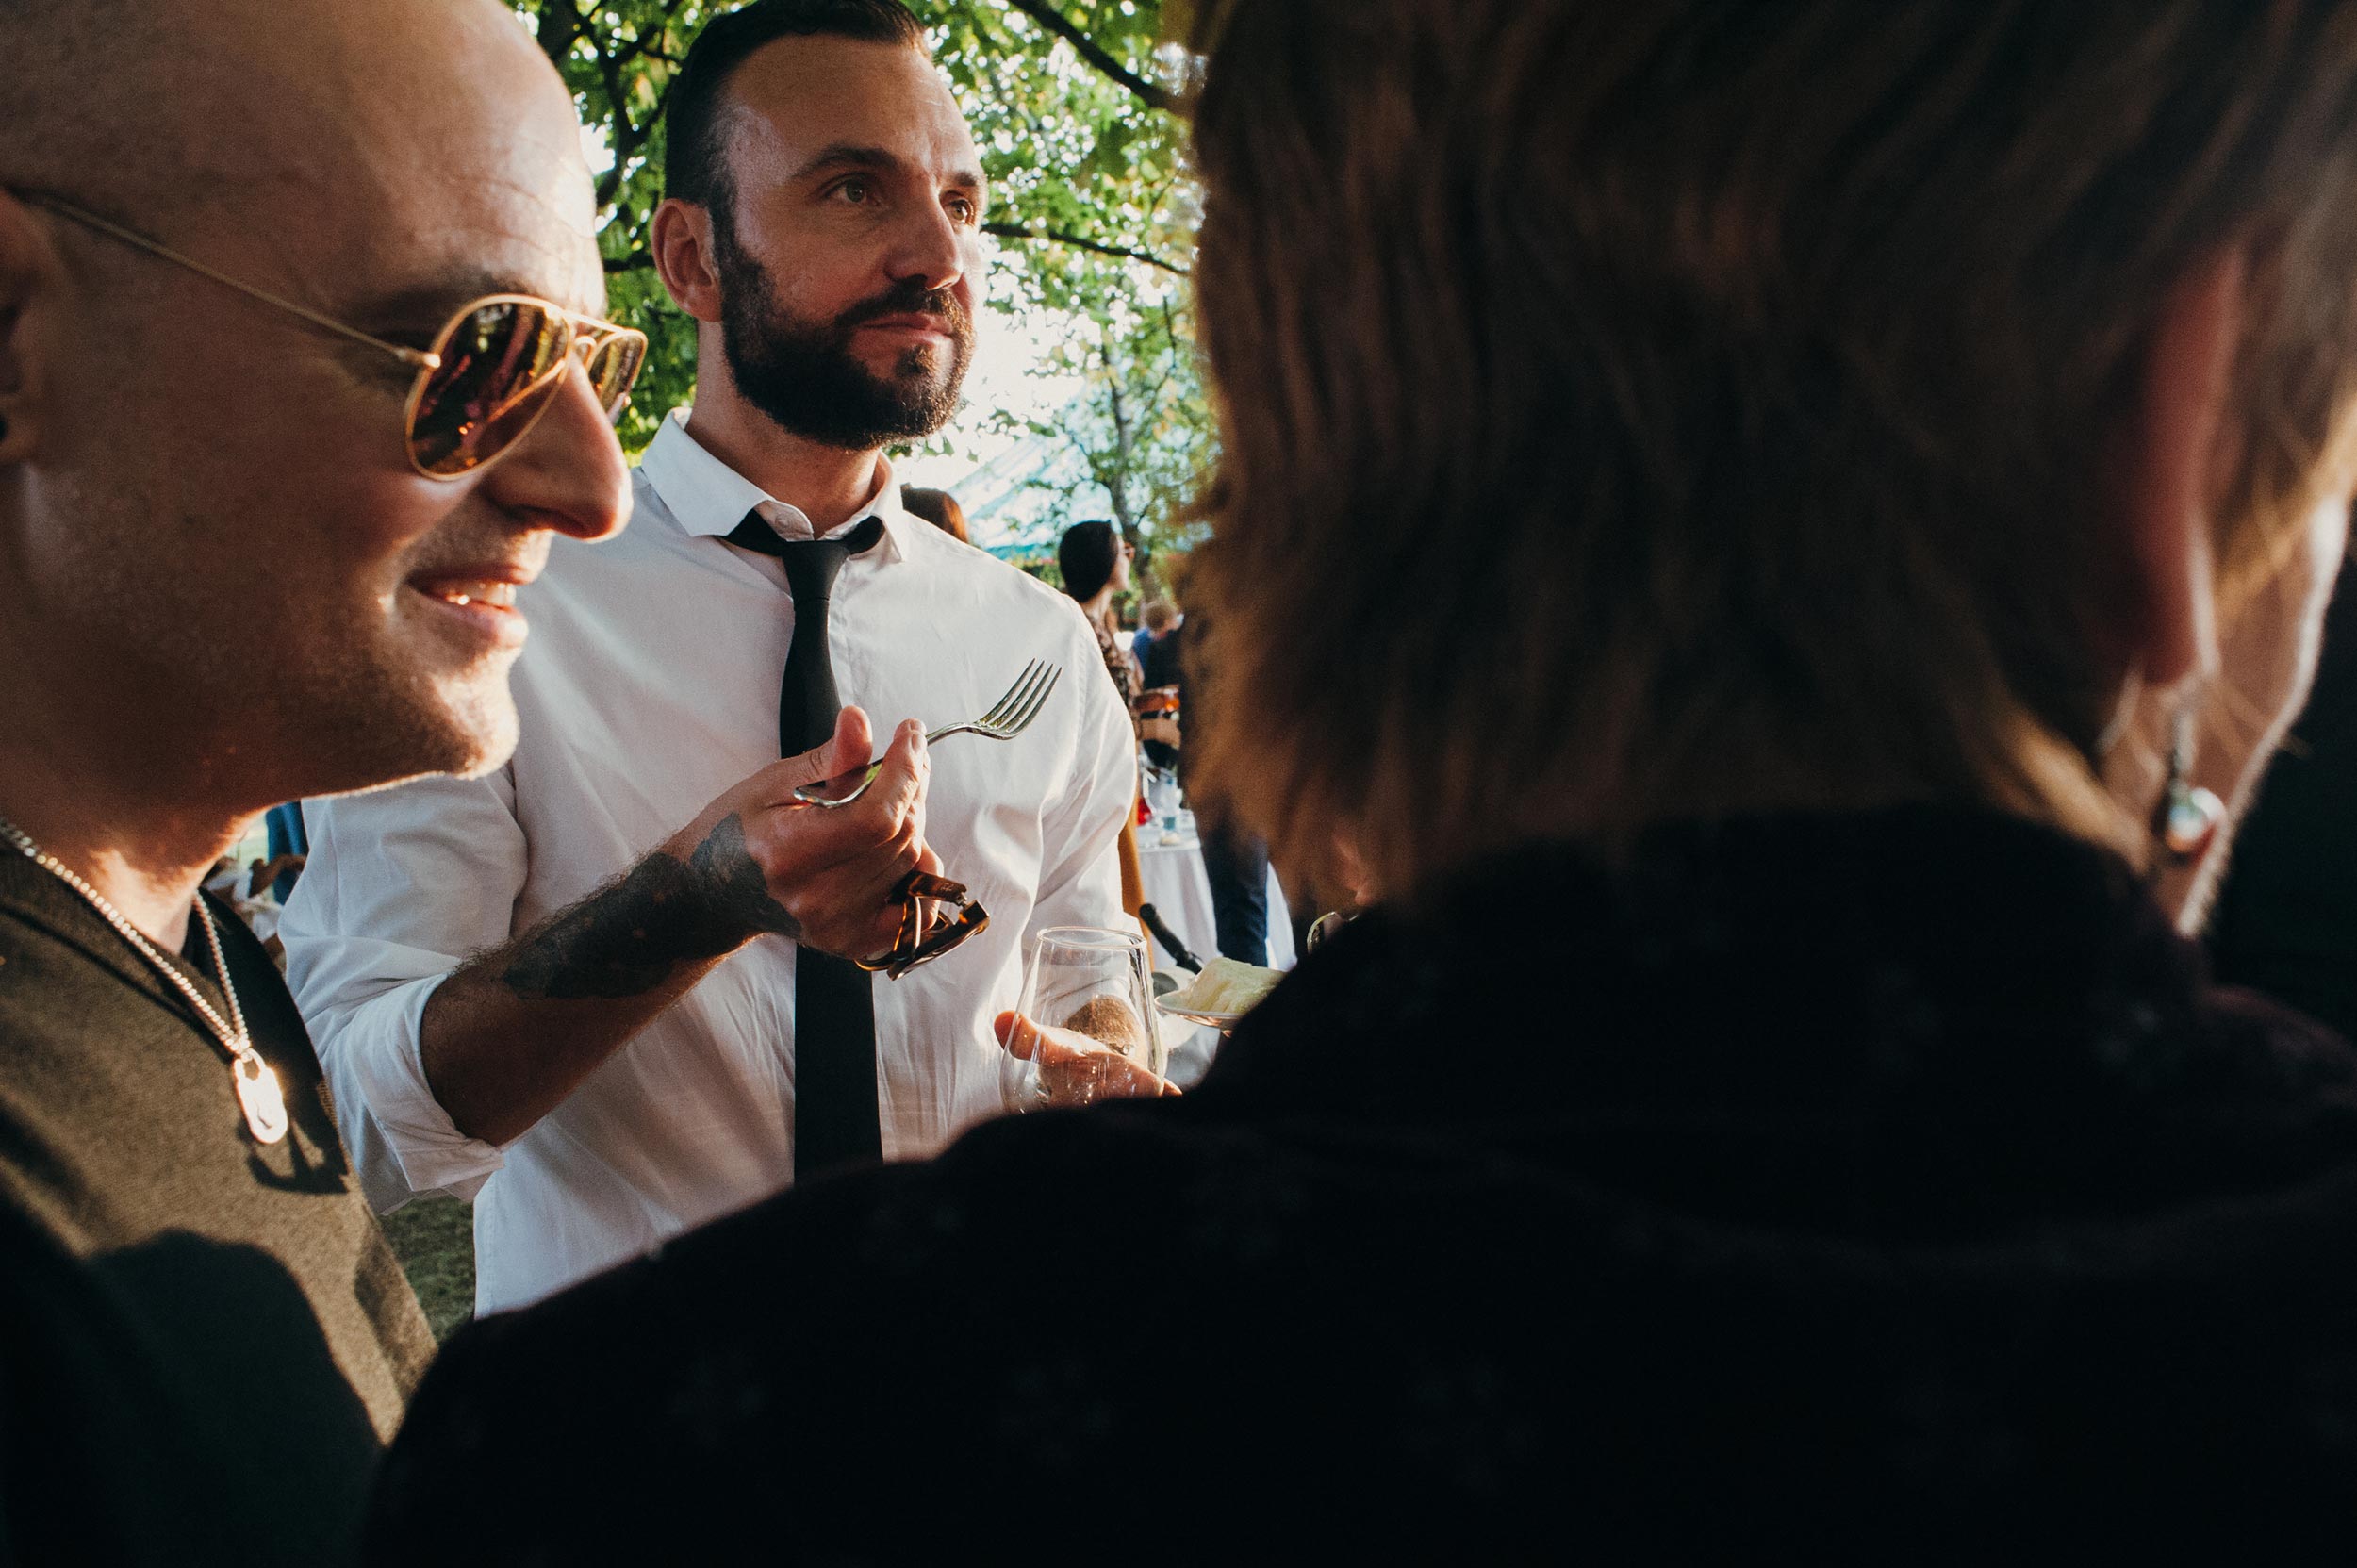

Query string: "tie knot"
[[724, 511, 885, 607]]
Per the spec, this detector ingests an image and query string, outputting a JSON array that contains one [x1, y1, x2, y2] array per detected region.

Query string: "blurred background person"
[[1135, 598, 1182, 770], [1064, 531, 1259, 961], [371, 0, 2357, 1558], [1060, 515, 1179, 757], [203, 849, 306, 954], [263, 800, 307, 901], [900, 483, 969, 544], [1132, 592, 1273, 965], [1058, 517, 1142, 713], [1133, 595, 1181, 679]]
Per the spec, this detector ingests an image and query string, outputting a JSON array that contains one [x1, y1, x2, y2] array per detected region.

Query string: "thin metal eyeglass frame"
[[12, 190, 646, 478], [394, 290, 648, 476]]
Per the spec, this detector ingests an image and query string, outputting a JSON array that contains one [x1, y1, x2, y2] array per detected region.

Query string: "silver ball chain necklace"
[[0, 813, 289, 1145]]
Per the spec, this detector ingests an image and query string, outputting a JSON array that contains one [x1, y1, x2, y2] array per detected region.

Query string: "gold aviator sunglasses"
[[16, 191, 648, 478]]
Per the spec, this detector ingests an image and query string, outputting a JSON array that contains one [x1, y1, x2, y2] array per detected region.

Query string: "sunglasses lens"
[[586, 331, 649, 421], [409, 300, 570, 477]]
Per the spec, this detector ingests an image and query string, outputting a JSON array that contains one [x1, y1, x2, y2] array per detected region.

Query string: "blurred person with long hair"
[[1058, 517, 1142, 712], [900, 483, 968, 543], [372, 2, 2357, 1556], [1061, 517, 1183, 760]]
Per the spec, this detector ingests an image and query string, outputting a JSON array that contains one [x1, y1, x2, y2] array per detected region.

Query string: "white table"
[[1135, 825, 1295, 1090], [1135, 826, 1296, 973]]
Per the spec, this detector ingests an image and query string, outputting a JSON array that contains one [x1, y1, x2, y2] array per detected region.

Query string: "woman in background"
[[1056, 518, 1141, 716], [899, 485, 968, 544]]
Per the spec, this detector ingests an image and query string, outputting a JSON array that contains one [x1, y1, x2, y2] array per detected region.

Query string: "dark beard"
[[714, 221, 973, 452]]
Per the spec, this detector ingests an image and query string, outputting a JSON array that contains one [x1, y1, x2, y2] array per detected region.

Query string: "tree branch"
[[1003, 0, 1178, 114], [586, 38, 644, 201], [611, 0, 690, 68], [588, 53, 685, 211], [1144, 294, 1188, 404], [983, 221, 1189, 276]]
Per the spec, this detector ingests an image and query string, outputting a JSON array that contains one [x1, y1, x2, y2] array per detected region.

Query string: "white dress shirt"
[[283, 413, 1135, 1312]]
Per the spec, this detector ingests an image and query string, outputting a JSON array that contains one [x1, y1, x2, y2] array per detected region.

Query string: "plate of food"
[[1155, 955, 1284, 1030]]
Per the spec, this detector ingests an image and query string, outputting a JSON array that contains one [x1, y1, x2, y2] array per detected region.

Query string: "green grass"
[[380, 1195, 476, 1343]]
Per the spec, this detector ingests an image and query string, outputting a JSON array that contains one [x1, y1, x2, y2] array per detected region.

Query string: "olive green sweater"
[[0, 853, 433, 1564]]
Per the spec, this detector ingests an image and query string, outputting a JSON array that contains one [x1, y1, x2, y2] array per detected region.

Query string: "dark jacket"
[[1139, 620, 1185, 693], [2211, 557, 2357, 1038], [371, 808, 2357, 1562]]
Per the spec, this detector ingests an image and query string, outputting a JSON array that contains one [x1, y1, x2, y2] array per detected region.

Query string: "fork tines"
[[981, 659, 1059, 737]]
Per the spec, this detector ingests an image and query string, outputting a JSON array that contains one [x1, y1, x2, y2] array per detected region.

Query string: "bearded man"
[[282, 0, 1136, 1314]]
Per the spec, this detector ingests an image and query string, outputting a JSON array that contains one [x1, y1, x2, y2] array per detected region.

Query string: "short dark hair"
[[665, 0, 925, 223], [1058, 520, 1120, 602]]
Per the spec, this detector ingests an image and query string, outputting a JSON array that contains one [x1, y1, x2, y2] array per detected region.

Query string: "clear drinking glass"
[[1001, 926, 1166, 1113], [1146, 767, 1184, 838]]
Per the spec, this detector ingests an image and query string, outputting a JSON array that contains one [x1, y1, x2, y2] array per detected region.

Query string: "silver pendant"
[[233, 1049, 290, 1145]]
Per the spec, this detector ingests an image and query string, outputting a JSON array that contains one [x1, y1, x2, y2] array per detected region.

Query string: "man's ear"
[[650, 196, 725, 325], [0, 188, 57, 464], [2112, 251, 2246, 693]]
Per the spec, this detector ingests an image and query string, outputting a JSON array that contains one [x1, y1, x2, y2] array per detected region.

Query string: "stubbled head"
[[1186, 0, 2357, 910], [651, 0, 984, 451], [0, 0, 633, 807]]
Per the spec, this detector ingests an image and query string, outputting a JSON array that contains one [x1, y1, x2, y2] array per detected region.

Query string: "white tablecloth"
[[1135, 831, 1296, 973], [1135, 828, 1295, 1091]]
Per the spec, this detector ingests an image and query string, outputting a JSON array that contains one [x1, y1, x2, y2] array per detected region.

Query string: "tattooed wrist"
[[501, 814, 802, 1000]]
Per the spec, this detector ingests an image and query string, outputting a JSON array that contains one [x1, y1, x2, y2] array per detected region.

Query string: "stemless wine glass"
[[1000, 926, 1166, 1113], [1146, 767, 1184, 839]]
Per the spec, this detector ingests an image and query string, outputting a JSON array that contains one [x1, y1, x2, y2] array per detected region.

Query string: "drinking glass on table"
[[1000, 926, 1168, 1112], [1146, 767, 1184, 840]]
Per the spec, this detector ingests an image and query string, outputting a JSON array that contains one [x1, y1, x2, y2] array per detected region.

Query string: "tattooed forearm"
[[500, 815, 803, 1000], [684, 814, 806, 937]]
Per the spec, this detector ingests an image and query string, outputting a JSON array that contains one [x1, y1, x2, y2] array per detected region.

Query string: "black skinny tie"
[[725, 508, 887, 1180]]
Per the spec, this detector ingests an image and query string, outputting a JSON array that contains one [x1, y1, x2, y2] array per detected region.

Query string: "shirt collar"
[[637, 409, 911, 565]]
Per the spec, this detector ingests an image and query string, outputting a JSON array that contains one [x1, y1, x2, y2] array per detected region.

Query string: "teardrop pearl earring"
[[2155, 706, 2224, 865]]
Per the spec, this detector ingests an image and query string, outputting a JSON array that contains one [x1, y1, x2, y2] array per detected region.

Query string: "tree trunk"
[[534, 0, 582, 67], [1101, 337, 1137, 537]]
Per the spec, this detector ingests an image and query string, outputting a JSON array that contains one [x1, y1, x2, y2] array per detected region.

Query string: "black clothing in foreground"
[[2211, 556, 2357, 1038], [0, 854, 434, 1566], [374, 808, 2357, 1561]]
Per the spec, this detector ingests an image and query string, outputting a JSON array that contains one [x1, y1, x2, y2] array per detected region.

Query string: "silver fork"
[[792, 659, 1063, 808]]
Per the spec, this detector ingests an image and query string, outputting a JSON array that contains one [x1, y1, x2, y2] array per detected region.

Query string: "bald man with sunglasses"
[[0, 0, 936, 1558]]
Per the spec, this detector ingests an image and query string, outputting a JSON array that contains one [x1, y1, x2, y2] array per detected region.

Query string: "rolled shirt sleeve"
[[280, 768, 530, 1211]]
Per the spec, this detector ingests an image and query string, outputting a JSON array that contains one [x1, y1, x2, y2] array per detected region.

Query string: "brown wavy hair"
[[1184, 0, 2357, 900]]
